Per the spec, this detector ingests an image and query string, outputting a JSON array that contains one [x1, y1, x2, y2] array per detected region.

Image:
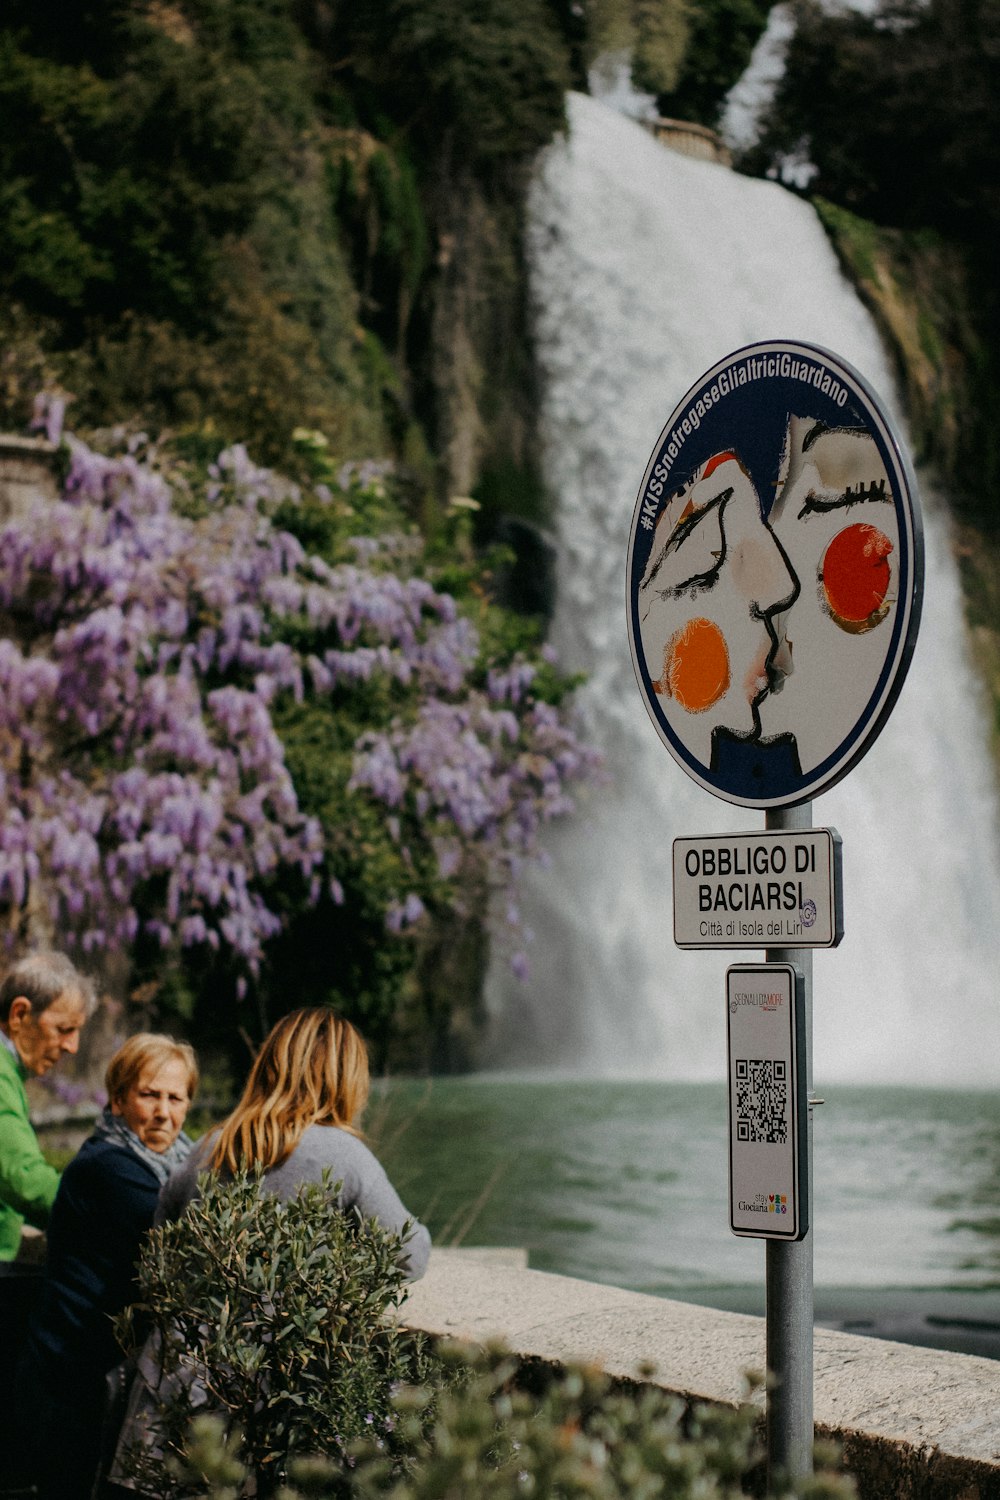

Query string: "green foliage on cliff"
[[745, 0, 1000, 526], [0, 0, 390, 465], [653, 0, 773, 124], [631, 0, 691, 98], [0, 0, 574, 488], [318, 0, 571, 173], [0, 0, 781, 525], [813, 200, 987, 503], [747, 0, 1000, 241]]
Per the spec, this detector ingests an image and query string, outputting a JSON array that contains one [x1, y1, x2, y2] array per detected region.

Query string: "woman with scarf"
[[18, 1033, 197, 1500]]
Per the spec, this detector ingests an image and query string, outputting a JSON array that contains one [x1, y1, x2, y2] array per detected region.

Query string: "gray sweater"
[[157, 1123, 431, 1279]]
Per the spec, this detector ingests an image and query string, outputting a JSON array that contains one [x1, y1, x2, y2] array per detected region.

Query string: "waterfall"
[[484, 91, 1000, 1088]]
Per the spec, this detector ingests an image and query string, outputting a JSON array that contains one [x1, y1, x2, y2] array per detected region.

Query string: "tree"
[[746, 0, 1000, 239], [313, 0, 571, 174], [653, 0, 772, 126]]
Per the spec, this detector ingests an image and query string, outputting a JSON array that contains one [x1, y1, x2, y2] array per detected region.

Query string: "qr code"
[[735, 1058, 788, 1144]]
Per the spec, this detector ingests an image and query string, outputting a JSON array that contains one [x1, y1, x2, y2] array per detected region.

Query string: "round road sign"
[[626, 340, 923, 808]]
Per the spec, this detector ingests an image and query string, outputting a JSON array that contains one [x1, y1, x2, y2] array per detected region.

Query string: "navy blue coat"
[[25, 1134, 160, 1382], [16, 1136, 161, 1499]]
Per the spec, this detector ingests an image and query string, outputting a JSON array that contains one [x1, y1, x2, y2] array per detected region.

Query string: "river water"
[[372, 1077, 1000, 1360]]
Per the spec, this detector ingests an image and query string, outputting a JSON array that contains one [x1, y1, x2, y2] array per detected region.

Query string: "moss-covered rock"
[[814, 197, 1000, 771], [814, 201, 985, 498]]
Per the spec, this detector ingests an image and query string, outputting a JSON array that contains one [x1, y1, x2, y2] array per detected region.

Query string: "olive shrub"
[[115, 1169, 435, 1498]]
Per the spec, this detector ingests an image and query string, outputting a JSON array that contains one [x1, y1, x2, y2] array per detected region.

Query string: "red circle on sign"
[[821, 523, 892, 629]]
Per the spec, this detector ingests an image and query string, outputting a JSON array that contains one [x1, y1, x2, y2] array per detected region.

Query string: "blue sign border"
[[626, 340, 924, 808]]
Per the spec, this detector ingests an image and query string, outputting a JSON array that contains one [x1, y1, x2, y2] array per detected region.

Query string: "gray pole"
[[765, 800, 814, 1485]]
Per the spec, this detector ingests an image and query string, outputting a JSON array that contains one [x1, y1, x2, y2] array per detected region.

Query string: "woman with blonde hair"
[[158, 1007, 430, 1278]]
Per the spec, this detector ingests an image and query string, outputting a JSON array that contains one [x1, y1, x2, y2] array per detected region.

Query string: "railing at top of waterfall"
[[641, 116, 733, 168]]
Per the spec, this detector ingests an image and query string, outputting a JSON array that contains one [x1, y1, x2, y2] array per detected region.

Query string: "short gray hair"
[[0, 952, 97, 1024]]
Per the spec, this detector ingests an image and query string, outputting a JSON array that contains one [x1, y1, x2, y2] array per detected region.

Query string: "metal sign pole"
[[765, 800, 814, 1484], [625, 339, 923, 1494]]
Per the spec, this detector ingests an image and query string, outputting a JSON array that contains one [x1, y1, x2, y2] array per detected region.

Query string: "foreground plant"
[[167, 1342, 855, 1500], [115, 1171, 853, 1499], [115, 1169, 436, 1499]]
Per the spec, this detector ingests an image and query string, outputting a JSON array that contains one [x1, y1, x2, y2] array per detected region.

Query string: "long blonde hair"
[[209, 1008, 370, 1174]]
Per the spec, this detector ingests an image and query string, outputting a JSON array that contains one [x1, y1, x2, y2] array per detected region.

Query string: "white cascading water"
[[484, 91, 1000, 1087]]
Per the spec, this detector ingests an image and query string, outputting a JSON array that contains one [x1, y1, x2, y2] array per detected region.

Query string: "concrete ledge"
[[402, 1250, 1000, 1498]]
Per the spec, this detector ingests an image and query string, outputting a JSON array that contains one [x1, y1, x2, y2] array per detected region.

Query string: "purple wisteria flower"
[[0, 410, 600, 990]]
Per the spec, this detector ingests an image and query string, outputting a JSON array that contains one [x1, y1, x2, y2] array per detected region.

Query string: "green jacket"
[[0, 1040, 60, 1259]]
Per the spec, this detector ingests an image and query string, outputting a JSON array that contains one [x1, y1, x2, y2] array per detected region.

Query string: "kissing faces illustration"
[[635, 413, 909, 796], [628, 342, 921, 807]]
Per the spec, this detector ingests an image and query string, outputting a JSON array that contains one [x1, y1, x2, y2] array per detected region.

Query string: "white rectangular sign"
[[673, 828, 842, 949], [728, 963, 807, 1241]]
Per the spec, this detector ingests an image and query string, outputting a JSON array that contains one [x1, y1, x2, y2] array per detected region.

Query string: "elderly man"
[[0, 951, 96, 1262]]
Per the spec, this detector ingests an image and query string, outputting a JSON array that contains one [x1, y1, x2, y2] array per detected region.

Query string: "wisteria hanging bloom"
[[0, 409, 600, 997]]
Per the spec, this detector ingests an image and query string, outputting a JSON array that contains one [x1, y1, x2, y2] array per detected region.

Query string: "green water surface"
[[370, 1078, 1000, 1357]]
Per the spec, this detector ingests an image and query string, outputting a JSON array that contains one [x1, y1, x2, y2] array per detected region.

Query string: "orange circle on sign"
[[821, 523, 893, 631], [661, 617, 730, 711]]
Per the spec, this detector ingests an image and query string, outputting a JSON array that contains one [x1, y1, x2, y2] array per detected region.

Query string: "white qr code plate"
[[727, 963, 807, 1241]]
